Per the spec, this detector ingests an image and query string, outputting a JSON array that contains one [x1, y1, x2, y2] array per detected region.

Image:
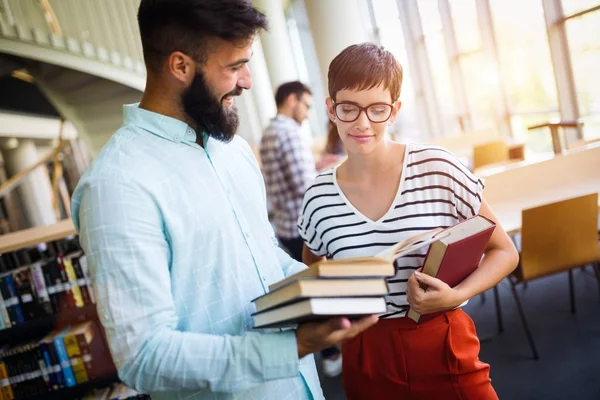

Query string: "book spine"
[[56, 257, 75, 310], [30, 263, 53, 317], [52, 333, 76, 387], [63, 333, 88, 384], [72, 257, 92, 305], [63, 259, 84, 308], [4, 349, 20, 399], [1, 276, 23, 325], [11, 268, 38, 321], [34, 345, 51, 392], [75, 327, 95, 381], [0, 290, 6, 330], [0, 282, 11, 329], [78, 256, 95, 304], [39, 341, 59, 391], [42, 262, 60, 314], [0, 357, 14, 400]]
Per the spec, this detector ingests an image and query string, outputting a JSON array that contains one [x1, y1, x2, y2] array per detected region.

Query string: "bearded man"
[[71, 1, 376, 399]]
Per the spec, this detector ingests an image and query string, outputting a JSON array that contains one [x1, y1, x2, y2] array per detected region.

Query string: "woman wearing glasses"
[[298, 43, 518, 400]]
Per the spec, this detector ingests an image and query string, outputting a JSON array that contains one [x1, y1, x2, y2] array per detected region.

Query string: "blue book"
[[52, 327, 76, 387], [0, 275, 24, 325], [39, 331, 62, 390]]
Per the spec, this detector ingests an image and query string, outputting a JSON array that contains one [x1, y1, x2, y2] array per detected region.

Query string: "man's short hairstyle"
[[138, 0, 268, 73], [328, 43, 403, 102], [274, 81, 312, 107]]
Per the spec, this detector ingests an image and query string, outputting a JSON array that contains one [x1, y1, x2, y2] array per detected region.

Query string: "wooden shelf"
[[0, 304, 98, 345], [0, 219, 76, 253]]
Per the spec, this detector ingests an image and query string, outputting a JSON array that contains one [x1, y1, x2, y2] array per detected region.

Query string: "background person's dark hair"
[[275, 81, 312, 108], [138, 0, 268, 73]]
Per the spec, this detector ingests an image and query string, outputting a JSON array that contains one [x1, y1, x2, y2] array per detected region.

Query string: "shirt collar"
[[123, 103, 206, 145], [274, 114, 300, 128]]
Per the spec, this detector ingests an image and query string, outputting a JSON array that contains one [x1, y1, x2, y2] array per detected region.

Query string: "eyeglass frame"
[[332, 101, 395, 123]]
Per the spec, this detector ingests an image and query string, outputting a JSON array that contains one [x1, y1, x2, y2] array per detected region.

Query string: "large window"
[[286, 0, 328, 139], [370, 0, 421, 140], [416, 0, 459, 135], [564, 5, 600, 140], [490, 0, 559, 153]]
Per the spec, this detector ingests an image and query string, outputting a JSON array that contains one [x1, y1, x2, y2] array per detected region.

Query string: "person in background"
[[260, 81, 316, 262], [71, 1, 378, 399], [300, 43, 519, 399], [260, 84, 345, 378]]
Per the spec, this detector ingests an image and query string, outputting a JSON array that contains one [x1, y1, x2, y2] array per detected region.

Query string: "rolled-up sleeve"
[[74, 176, 300, 393]]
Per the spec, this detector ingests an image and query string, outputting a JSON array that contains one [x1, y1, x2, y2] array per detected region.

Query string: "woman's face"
[[326, 84, 401, 156]]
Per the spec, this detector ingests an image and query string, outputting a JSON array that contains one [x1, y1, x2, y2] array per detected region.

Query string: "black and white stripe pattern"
[[298, 143, 485, 319]]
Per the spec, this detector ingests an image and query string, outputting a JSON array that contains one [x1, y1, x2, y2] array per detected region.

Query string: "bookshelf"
[[0, 221, 124, 399], [0, 219, 76, 254]]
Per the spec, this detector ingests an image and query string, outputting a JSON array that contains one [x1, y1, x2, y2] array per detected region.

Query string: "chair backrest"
[[473, 140, 509, 170], [520, 193, 599, 281]]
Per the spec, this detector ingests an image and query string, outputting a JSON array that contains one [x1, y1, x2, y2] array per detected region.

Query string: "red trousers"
[[341, 309, 498, 400]]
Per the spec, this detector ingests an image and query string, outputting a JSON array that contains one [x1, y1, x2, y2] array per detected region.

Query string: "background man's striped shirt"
[[298, 143, 485, 319]]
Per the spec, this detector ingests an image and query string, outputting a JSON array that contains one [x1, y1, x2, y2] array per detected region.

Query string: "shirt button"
[[187, 129, 193, 135], [262, 276, 267, 282]]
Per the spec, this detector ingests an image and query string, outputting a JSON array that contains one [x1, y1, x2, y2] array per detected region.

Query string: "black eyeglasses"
[[333, 101, 394, 123]]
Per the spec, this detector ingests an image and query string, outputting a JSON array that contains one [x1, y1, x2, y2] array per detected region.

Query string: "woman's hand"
[[406, 270, 465, 315]]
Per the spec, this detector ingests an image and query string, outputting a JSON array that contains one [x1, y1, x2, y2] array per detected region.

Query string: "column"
[[542, 0, 582, 144], [235, 91, 263, 149], [2, 139, 57, 228], [475, 0, 513, 138], [253, 0, 299, 88], [248, 37, 277, 131], [304, 0, 370, 95], [439, 0, 472, 133], [397, 0, 444, 138]]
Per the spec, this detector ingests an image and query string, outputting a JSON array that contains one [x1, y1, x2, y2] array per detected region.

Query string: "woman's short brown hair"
[[327, 43, 403, 102]]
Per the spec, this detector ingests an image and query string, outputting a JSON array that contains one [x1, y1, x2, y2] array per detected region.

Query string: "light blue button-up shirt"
[[71, 104, 324, 400]]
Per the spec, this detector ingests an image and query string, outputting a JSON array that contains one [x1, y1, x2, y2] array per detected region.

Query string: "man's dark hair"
[[274, 81, 312, 107], [138, 0, 268, 73]]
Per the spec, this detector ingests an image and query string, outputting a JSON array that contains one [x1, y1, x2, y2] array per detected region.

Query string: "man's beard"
[[182, 72, 242, 143]]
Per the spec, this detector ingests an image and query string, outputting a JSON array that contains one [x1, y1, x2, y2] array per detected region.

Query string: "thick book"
[[253, 278, 388, 313], [406, 215, 496, 323], [269, 228, 444, 292], [252, 297, 386, 329]]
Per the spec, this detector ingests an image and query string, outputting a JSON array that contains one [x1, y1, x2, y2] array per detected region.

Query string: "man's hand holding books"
[[295, 315, 379, 359]]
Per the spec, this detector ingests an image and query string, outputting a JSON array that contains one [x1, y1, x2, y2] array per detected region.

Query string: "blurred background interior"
[[0, 0, 598, 399]]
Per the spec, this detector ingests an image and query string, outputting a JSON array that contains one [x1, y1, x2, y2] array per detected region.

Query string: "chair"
[[494, 193, 600, 359], [473, 140, 509, 170]]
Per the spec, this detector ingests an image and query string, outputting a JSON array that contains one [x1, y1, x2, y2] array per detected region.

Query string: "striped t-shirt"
[[298, 143, 485, 319]]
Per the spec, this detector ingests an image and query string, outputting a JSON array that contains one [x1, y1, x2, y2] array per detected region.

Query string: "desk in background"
[[481, 143, 600, 234]]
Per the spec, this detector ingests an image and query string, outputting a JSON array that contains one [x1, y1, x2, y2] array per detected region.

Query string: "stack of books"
[[252, 215, 496, 328], [251, 258, 394, 329]]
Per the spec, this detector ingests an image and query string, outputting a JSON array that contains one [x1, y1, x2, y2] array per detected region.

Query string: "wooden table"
[[480, 143, 600, 234]]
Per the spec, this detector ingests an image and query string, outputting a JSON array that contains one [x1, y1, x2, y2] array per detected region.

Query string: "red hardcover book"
[[407, 215, 496, 323]]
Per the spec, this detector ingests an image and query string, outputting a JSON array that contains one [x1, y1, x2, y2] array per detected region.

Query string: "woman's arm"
[[406, 198, 519, 315], [302, 244, 326, 266]]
